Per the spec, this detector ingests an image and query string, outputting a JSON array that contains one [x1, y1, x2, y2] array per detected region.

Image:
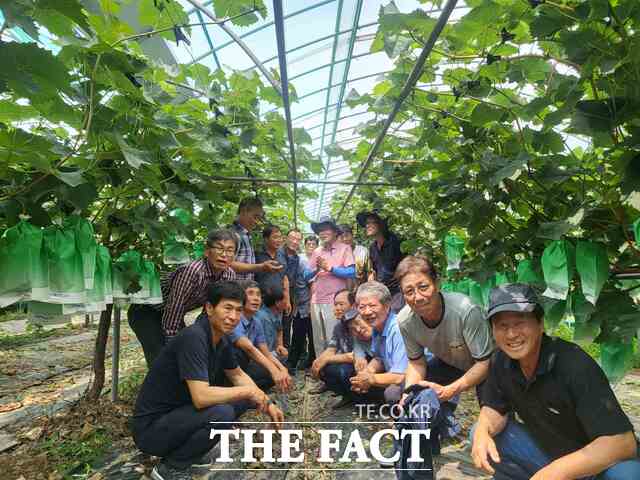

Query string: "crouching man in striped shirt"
[[128, 229, 237, 368]]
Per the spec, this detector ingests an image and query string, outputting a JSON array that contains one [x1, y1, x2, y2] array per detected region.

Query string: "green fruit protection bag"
[[163, 236, 191, 265], [600, 342, 634, 383], [0, 220, 47, 306], [86, 245, 112, 310], [541, 240, 575, 300], [479, 277, 496, 307], [634, 218, 640, 244], [493, 271, 513, 286], [192, 241, 205, 259], [133, 261, 163, 304], [112, 250, 143, 299], [44, 225, 85, 303], [468, 279, 485, 307], [97, 246, 113, 304], [571, 291, 599, 343], [455, 278, 471, 296], [64, 215, 97, 290], [170, 208, 192, 226], [440, 281, 455, 293], [542, 297, 567, 331], [444, 234, 464, 271], [131, 259, 152, 303], [575, 240, 608, 305], [516, 259, 544, 285]]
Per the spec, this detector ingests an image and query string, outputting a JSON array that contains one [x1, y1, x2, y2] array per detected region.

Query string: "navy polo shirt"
[[254, 249, 288, 292], [133, 314, 238, 421], [481, 335, 634, 460]]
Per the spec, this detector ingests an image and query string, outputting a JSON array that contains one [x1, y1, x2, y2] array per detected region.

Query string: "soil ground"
[[1, 312, 639, 480]]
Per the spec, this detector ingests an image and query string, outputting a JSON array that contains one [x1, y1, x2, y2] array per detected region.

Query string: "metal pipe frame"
[[194, 10, 222, 71], [207, 176, 399, 187], [273, 0, 298, 226], [314, 0, 345, 219], [315, 0, 364, 218], [188, 0, 337, 63], [336, 0, 460, 221], [183, 0, 282, 95]]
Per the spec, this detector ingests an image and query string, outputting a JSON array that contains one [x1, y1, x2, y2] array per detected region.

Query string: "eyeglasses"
[[402, 284, 433, 298], [209, 246, 237, 257]]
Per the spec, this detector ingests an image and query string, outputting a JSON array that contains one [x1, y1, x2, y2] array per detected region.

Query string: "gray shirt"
[[397, 292, 494, 371]]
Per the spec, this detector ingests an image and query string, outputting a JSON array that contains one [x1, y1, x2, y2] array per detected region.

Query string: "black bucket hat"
[[356, 210, 387, 229], [311, 215, 339, 235]]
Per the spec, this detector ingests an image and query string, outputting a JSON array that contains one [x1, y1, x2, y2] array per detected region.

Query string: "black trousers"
[[128, 304, 166, 368], [288, 312, 315, 368], [282, 313, 292, 348], [232, 347, 275, 391], [132, 401, 251, 469]]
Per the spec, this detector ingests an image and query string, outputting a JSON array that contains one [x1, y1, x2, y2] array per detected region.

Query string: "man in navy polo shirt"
[[473, 283, 640, 480], [132, 281, 284, 480]]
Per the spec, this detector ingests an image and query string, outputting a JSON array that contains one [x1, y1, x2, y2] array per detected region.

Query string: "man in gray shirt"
[[395, 255, 494, 443]]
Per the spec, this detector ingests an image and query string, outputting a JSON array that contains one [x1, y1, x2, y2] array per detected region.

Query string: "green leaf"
[[62, 183, 98, 211], [470, 103, 504, 126], [0, 101, 39, 123], [489, 152, 529, 186], [115, 134, 151, 169], [532, 130, 565, 154], [212, 0, 266, 26], [54, 168, 86, 187], [293, 128, 312, 146]]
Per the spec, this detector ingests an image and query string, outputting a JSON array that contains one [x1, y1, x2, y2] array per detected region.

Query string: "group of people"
[[129, 197, 640, 480]]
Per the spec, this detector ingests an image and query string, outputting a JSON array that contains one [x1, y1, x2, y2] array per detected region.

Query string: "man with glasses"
[[395, 255, 494, 447], [230, 196, 283, 281], [129, 229, 239, 368]]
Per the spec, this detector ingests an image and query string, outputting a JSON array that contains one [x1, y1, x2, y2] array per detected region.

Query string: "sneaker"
[[151, 462, 193, 480], [192, 443, 221, 467]]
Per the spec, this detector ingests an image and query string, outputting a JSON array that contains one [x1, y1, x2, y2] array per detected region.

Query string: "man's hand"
[[317, 257, 330, 272], [311, 358, 325, 379], [261, 260, 284, 273], [283, 299, 292, 316], [246, 386, 269, 412], [530, 463, 571, 480], [471, 428, 500, 475], [267, 403, 285, 430], [276, 345, 289, 358], [354, 357, 368, 372], [350, 371, 374, 393], [272, 370, 292, 392], [417, 380, 459, 402]]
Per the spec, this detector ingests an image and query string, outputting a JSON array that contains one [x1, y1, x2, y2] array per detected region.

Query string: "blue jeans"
[[321, 363, 354, 397], [486, 419, 640, 480]]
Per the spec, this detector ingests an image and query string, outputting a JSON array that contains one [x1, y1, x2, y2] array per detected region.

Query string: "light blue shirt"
[[253, 306, 282, 352], [371, 312, 409, 374], [229, 313, 266, 347]]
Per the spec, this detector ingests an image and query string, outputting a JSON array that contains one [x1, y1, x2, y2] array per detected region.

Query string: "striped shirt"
[[230, 220, 255, 280], [154, 258, 236, 336]]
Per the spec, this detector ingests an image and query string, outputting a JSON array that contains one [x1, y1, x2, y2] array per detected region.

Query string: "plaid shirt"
[[230, 220, 255, 280], [154, 258, 235, 336]]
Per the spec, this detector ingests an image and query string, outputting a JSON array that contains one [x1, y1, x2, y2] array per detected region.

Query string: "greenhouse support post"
[[111, 306, 121, 402]]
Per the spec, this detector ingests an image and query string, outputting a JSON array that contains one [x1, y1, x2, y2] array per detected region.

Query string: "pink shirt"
[[309, 241, 355, 304]]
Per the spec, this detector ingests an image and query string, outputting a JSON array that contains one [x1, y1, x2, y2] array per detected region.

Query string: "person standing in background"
[[229, 197, 283, 280], [254, 224, 291, 315], [281, 229, 302, 349], [288, 235, 316, 372], [356, 210, 404, 312], [338, 223, 371, 288]]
